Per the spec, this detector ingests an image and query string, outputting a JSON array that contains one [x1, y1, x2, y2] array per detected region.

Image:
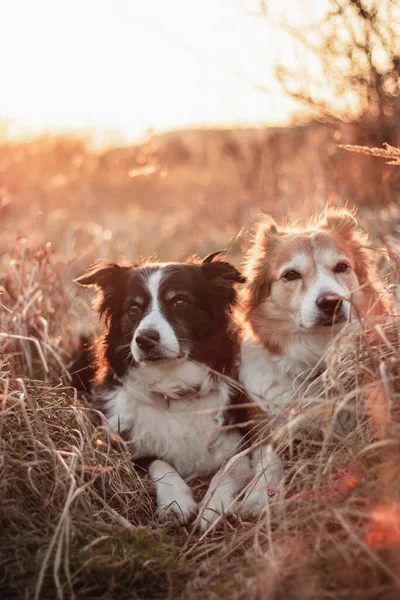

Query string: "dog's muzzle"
[[135, 329, 166, 361], [316, 294, 345, 326]]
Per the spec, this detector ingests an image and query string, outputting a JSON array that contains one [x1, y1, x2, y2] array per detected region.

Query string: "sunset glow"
[[1, 0, 327, 145]]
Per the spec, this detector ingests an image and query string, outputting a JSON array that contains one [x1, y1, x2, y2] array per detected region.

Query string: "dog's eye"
[[128, 303, 142, 315], [334, 262, 350, 274], [171, 295, 188, 309], [282, 270, 301, 281]]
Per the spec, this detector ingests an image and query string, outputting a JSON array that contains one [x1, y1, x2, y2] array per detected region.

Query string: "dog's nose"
[[136, 329, 161, 351], [316, 294, 343, 317]]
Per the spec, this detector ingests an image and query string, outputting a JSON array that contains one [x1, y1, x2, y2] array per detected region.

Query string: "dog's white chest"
[[101, 377, 239, 480]]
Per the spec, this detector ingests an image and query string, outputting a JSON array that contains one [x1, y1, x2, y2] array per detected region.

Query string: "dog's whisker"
[[115, 343, 131, 354]]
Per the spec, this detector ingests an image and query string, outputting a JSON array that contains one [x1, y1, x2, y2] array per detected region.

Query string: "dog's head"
[[243, 208, 386, 346], [76, 252, 244, 375]]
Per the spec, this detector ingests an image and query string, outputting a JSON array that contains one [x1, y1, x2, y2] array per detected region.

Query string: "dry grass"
[[340, 144, 400, 166], [2, 130, 400, 599], [2, 238, 400, 600], [1, 123, 398, 263]]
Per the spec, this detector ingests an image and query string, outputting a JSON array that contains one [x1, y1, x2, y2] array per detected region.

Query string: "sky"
[[0, 0, 327, 145]]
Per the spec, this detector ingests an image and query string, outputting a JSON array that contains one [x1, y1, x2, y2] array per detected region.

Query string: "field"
[[1, 122, 400, 599]]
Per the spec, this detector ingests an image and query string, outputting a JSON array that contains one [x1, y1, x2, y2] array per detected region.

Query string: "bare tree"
[[272, 0, 400, 146], [248, 0, 399, 206]]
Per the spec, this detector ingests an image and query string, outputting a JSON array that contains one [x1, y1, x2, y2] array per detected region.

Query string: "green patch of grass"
[[69, 531, 186, 599]]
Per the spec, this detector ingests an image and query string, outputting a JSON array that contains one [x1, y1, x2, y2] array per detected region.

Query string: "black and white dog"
[[71, 252, 272, 529]]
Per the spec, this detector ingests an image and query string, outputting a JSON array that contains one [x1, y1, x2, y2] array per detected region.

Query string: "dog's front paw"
[[198, 486, 236, 531], [156, 480, 197, 524], [238, 445, 284, 519], [238, 485, 277, 518]]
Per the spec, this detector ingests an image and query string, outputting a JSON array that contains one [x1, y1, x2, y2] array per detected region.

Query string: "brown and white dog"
[[238, 208, 388, 514]]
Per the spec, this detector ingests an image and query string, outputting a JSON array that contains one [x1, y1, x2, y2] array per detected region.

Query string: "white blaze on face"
[[131, 269, 180, 362], [300, 247, 352, 328], [282, 248, 352, 329]]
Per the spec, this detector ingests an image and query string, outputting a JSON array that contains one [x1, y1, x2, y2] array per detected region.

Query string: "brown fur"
[[242, 208, 389, 356]]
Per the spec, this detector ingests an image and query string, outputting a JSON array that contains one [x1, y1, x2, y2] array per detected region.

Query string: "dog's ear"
[[254, 215, 280, 244], [321, 208, 358, 235], [201, 250, 246, 285], [321, 209, 378, 284], [322, 208, 389, 316], [75, 262, 129, 322], [245, 215, 281, 308], [200, 251, 245, 316], [75, 262, 126, 288]]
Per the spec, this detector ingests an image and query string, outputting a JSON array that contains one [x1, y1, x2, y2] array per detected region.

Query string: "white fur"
[[131, 269, 180, 362], [238, 445, 284, 518], [198, 451, 252, 530], [285, 247, 352, 329], [300, 266, 350, 329], [239, 334, 329, 415], [102, 360, 243, 481], [149, 459, 197, 523], [101, 359, 248, 526]]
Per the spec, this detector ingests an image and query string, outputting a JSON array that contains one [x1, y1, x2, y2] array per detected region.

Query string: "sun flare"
[[0, 0, 328, 145]]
